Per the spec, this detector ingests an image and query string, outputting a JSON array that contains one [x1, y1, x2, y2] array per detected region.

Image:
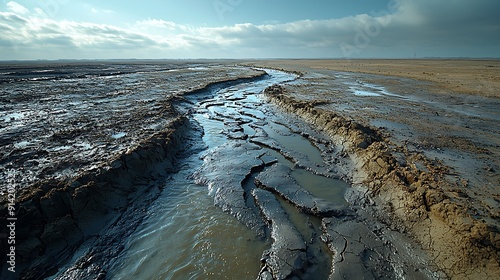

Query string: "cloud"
[[0, 6, 174, 59], [6, 1, 29, 15], [0, 0, 499, 59], [374, 0, 500, 56], [135, 19, 179, 31], [91, 8, 115, 15]]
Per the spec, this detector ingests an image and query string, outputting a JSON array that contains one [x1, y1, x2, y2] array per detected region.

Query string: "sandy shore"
[[244, 59, 500, 279], [252, 59, 500, 97]]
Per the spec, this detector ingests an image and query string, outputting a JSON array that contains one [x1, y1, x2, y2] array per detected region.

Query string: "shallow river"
[[105, 69, 350, 279]]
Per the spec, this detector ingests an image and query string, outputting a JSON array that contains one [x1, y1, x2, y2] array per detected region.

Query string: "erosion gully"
[[53, 68, 438, 279]]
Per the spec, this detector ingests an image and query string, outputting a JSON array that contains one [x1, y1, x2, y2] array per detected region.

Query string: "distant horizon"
[[1, 57, 500, 63]]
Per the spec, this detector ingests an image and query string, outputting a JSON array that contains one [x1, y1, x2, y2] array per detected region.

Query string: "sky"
[[0, 0, 499, 60]]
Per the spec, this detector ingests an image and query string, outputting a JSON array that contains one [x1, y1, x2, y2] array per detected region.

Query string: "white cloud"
[[91, 7, 115, 15], [0, 0, 499, 59], [0, 11, 175, 59], [6, 1, 29, 15], [135, 19, 178, 30]]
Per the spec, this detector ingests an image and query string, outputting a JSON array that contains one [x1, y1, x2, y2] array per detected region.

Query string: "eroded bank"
[[257, 64, 499, 279]]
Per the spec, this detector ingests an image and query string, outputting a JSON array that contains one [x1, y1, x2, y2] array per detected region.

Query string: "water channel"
[[106, 69, 352, 279]]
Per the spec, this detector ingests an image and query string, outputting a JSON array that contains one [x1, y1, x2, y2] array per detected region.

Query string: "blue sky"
[[18, 0, 389, 26], [1, 0, 499, 60]]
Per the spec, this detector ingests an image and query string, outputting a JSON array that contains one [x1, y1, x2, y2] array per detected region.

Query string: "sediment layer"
[[253, 188, 308, 280], [263, 84, 499, 279]]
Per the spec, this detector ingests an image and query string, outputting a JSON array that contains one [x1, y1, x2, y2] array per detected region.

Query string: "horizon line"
[[1, 57, 500, 63]]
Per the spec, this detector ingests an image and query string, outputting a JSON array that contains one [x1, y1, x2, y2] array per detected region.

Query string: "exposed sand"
[[243, 59, 500, 279], [252, 59, 500, 97]]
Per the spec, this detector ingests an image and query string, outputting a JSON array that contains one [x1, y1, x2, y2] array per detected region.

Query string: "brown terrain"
[[244, 59, 500, 279], [260, 59, 500, 97]]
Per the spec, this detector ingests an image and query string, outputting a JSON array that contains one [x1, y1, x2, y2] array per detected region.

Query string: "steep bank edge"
[[263, 84, 499, 279], [0, 70, 268, 279], [2, 116, 189, 279]]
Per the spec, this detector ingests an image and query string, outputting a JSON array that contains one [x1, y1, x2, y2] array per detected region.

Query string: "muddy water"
[[108, 69, 353, 279], [109, 155, 269, 279]]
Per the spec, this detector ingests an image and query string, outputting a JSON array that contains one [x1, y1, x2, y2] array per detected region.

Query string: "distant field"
[[249, 59, 500, 97]]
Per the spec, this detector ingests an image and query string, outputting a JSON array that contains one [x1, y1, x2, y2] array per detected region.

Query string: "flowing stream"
[[107, 69, 351, 279]]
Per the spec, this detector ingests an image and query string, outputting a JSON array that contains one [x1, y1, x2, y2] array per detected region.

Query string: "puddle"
[[188, 66, 210, 71], [344, 79, 403, 98], [291, 169, 349, 206], [277, 196, 333, 279], [241, 123, 256, 136], [193, 114, 226, 149], [264, 121, 324, 166], [263, 148, 295, 169], [13, 140, 31, 148], [3, 112, 25, 122], [111, 132, 127, 139], [352, 89, 382, 96]]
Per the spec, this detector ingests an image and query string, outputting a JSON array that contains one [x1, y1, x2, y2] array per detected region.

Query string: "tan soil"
[[251, 59, 500, 97], [243, 59, 500, 279]]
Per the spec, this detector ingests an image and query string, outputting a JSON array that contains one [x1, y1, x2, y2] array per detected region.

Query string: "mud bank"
[[4, 63, 496, 279], [0, 66, 267, 279], [4, 116, 188, 279], [263, 84, 499, 279]]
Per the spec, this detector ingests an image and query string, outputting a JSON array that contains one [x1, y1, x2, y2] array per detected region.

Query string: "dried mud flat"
[[245, 59, 500, 279]]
